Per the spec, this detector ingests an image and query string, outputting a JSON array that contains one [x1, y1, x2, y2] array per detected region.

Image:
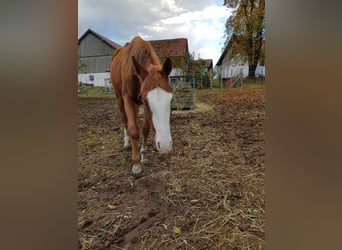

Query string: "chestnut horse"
[[110, 36, 173, 177]]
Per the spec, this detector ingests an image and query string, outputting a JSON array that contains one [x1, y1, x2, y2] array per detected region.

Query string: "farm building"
[[78, 29, 122, 87], [193, 59, 213, 88], [149, 38, 213, 88], [148, 38, 191, 78], [148, 38, 196, 110], [202, 59, 213, 77], [216, 34, 265, 83]]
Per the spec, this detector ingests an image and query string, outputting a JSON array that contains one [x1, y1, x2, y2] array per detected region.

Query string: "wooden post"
[[220, 66, 223, 88], [240, 68, 243, 87]]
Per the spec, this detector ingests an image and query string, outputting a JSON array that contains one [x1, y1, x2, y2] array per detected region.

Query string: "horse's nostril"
[[157, 141, 172, 151]]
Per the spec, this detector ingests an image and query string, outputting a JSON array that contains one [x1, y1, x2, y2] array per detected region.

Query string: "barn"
[[148, 38, 196, 110], [148, 38, 191, 78], [203, 59, 213, 88], [149, 38, 213, 87], [216, 34, 265, 83], [78, 29, 122, 87]]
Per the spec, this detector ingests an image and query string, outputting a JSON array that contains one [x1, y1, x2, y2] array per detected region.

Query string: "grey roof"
[[194, 59, 213, 69], [216, 34, 238, 66], [78, 29, 122, 49], [203, 59, 213, 69]]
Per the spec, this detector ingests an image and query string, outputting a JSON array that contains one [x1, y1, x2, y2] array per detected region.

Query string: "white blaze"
[[147, 88, 173, 153], [123, 128, 130, 148]]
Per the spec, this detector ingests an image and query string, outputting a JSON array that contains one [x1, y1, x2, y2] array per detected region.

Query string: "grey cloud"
[[79, 0, 218, 38], [78, 0, 228, 63]]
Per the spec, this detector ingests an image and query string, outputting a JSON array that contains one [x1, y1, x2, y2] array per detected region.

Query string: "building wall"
[[78, 32, 114, 56], [79, 56, 113, 74], [78, 33, 116, 73], [78, 68, 188, 87], [170, 68, 183, 76], [219, 57, 265, 79], [220, 64, 248, 79], [255, 64, 265, 77], [78, 72, 111, 87]]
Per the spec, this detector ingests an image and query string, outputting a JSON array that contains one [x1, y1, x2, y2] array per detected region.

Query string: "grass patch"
[[114, 160, 128, 168], [242, 78, 265, 89], [79, 131, 103, 155], [78, 86, 115, 98], [172, 102, 213, 115], [211, 78, 265, 90]]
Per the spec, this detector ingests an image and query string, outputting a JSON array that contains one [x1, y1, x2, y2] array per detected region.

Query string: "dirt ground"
[[78, 88, 265, 249]]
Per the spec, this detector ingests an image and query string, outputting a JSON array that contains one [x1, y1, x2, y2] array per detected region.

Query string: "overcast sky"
[[78, 0, 231, 65]]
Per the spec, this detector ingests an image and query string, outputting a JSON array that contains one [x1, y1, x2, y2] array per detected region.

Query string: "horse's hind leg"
[[117, 98, 129, 148], [140, 106, 150, 163]]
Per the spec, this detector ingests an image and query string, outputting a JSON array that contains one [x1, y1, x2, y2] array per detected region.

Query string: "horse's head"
[[132, 56, 173, 154]]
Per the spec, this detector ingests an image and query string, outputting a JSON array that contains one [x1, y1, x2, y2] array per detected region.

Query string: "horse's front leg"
[[116, 97, 130, 148], [124, 96, 142, 177], [140, 106, 150, 163]]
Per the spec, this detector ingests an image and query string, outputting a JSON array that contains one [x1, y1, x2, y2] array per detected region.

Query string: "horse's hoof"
[[132, 164, 143, 178]]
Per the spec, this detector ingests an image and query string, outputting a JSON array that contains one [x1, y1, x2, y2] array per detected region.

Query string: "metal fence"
[[170, 75, 196, 110]]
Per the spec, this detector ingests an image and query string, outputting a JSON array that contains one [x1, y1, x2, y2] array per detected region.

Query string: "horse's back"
[[110, 36, 159, 100]]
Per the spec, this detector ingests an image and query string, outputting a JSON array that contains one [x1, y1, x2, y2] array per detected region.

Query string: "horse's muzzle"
[[156, 140, 172, 154]]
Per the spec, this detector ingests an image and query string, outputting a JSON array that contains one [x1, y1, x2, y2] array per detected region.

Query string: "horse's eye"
[[143, 100, 149, 106]]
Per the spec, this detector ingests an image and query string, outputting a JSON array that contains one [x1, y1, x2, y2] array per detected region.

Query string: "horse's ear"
[[162, 57, 172, 77], [132, 56, 148, 81]]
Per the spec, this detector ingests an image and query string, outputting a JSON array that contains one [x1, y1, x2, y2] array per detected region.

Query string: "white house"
[[216, 34, 265, 82]]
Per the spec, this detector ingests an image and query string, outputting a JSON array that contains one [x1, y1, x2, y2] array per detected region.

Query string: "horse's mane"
[[111, 36, 171, 104], [127, 36, 160, 68]]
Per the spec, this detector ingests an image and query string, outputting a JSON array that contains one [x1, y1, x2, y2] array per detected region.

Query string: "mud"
[[78, 89, 265, 249]]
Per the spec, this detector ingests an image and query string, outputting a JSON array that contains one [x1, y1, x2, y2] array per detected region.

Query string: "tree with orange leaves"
[[224, 0, 265, 78]]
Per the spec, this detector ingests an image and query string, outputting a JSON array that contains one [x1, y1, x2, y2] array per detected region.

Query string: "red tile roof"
[[148, 38, 189, 58]]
